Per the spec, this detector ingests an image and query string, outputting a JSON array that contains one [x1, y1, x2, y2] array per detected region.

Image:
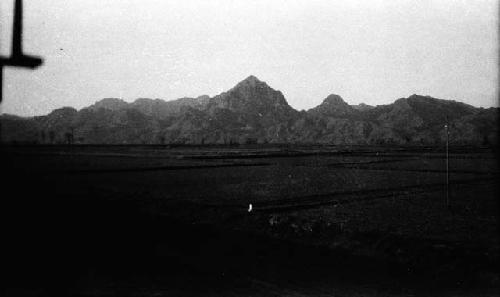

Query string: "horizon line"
[[1, 75, 498, 117]]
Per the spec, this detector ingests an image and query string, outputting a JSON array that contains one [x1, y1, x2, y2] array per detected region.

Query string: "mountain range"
[[1, 75, 498, 145]]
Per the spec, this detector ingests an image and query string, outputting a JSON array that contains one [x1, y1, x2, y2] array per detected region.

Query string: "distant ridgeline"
[[1, 76, 498, 145]]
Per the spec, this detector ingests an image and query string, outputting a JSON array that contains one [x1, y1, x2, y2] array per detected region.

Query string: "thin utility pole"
[[445, 117, 450, 209]]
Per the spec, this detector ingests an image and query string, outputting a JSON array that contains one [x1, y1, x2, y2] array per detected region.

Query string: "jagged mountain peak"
[[239, 75, 262, 84], [409, 94, 428, 99], [308, 94, 355, 117], [208, 75, 294, 116], [405, 94, 446, 105], [401, 94, 477, 125], [322, 94, 348, 105], [48, 106, 78, 117], [396, 94, 475, 110], [97, 97, 126, 103], [231, 75, 272, 91], [351, 103, 374, 111], [196, 95, 210, 100], [133, 98, 161, 104], [405, 94, 457, 104], [88, 98, 128, 111]]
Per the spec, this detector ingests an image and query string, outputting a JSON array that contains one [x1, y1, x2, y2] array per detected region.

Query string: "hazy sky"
[[1, 0, 498, 116]]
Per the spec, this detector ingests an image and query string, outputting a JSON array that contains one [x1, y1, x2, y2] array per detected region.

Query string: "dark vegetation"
[[2, 144, 498, 296]]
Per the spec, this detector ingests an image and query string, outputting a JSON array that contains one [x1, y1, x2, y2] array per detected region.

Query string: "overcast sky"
[[1, 0, 498, 116]]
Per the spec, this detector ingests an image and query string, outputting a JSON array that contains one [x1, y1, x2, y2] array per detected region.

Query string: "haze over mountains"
[[1, 76, 498, 145]]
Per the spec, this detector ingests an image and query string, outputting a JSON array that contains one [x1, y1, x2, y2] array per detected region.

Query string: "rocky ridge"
[[1, 76, 498, 145]]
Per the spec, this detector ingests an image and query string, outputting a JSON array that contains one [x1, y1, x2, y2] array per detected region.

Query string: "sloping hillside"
[[1, 76, 497, 145]]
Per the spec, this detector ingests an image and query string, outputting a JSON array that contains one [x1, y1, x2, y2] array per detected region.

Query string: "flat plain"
[[2, 144, 498, 296]]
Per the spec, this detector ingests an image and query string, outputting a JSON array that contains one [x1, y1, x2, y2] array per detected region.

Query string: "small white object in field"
[[248, 204, 253, 212]]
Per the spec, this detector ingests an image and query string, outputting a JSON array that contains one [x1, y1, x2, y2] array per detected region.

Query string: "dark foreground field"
[[2, 144, 499, 296]]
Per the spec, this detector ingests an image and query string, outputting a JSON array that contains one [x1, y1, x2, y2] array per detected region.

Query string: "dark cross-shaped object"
[[0, 0, 43, 103]]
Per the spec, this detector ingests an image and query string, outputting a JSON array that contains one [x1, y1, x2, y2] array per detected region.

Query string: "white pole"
[[445, 119, 450, 209]]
